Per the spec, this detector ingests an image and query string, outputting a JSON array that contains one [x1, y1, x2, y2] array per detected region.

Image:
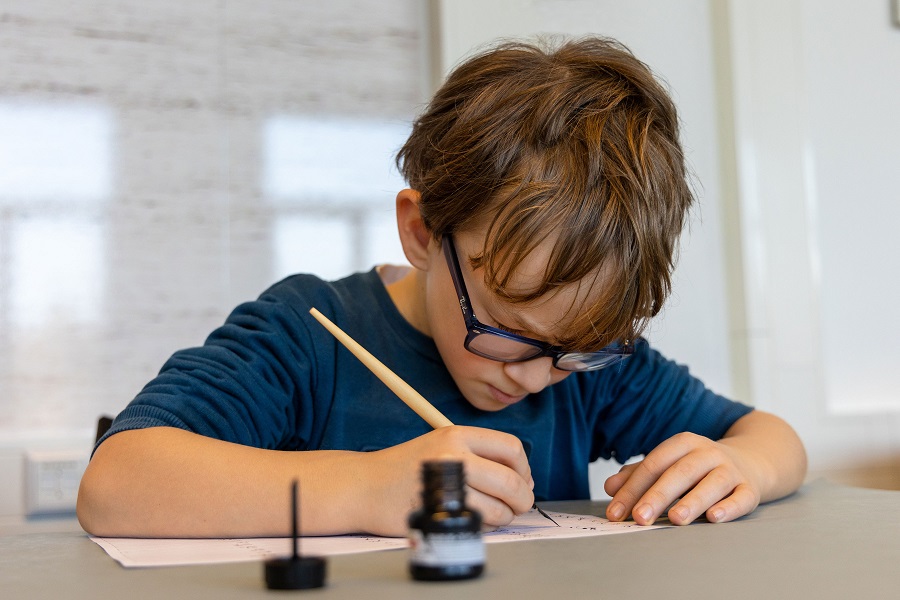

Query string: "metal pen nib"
[[534, 503, 560, 526]]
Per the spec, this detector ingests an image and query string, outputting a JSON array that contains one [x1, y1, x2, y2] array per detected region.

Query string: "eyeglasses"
[[442, 235, 634, 372]]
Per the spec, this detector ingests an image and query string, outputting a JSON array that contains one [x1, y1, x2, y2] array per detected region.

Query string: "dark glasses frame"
[[442, 235, 633, 372]]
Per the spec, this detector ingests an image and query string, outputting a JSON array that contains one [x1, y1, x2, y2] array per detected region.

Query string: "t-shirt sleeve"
[[94, 291, 318, 453], [587, 339, 753, 464]]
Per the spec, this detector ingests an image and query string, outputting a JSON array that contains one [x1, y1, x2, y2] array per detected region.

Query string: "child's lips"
[[488, 385, 527, 406]]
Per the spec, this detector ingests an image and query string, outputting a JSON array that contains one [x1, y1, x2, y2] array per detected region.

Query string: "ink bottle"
[[408, 460, 485, 581]]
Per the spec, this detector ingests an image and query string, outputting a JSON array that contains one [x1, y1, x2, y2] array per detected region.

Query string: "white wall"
[[727, 0, 900, 480]]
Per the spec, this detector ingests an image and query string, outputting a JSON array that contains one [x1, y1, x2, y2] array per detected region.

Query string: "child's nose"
[[502, 356, 556, 394]]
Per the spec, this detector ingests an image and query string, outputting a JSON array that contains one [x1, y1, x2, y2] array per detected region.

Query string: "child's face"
[[422, 230, 584, 412]]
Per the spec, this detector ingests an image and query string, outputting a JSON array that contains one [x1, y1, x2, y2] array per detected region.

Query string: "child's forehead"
[[455, 229, 608, 341]]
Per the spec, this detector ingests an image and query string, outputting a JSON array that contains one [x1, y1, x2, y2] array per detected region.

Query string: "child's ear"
[[395, 189, 433, 270]]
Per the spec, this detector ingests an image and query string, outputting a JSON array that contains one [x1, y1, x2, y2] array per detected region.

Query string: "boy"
[[77, 37, 806, 538]]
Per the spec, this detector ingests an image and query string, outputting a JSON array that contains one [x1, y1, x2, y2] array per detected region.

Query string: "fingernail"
[[671, 506, 689, 523], [709, 508, 725, 522], [635, 504, 653, 523], [608, 501, 625, 521]]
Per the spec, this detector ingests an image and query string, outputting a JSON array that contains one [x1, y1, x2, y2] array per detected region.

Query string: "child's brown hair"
[[396, 36, 693, 351]]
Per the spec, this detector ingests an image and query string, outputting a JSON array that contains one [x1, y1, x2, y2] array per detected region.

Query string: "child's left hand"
[[603, 410, 806, 526]]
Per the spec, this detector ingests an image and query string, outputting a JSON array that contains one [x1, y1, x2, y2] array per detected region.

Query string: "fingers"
[[463, 451, 534, 516], [451, 426, 533, 486], [464, 486, 517, 528], [703, 483, 760, 523], [444, 427, 534, 517], [603, 462, 639, 497], [605, 433, 760, 526]]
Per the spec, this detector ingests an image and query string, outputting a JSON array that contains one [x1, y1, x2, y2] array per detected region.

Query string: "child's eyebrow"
[[494, 309, 564, 346]]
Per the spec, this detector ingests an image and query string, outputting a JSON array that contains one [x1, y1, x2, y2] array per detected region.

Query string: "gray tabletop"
[[2, 479, 898, 599]]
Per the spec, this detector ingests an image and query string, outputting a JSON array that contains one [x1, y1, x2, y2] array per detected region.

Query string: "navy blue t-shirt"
[[99, 269, 752, 501]]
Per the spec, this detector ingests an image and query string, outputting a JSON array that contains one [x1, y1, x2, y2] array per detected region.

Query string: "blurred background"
[[1, 0, 898, 525]]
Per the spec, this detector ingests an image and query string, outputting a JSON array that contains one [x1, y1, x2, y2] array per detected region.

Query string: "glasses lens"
[[466, 331, 544, 362], [554, 352, 627, 372]]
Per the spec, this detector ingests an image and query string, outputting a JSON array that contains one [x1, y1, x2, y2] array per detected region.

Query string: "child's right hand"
[[357, 425, 535, 536]]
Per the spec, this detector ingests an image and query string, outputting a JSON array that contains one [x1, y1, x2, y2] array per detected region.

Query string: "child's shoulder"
[[249, 268, 408, 342], [261, 268, 382, 308]]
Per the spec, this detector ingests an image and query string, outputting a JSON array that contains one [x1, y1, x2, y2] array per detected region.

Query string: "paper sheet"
[[92, 509, 668, 568]]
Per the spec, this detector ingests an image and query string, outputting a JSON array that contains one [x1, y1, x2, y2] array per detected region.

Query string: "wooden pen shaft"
[[308, 308, 454, 429]]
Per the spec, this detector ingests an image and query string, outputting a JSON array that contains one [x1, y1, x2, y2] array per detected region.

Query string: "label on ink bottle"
[[409, 530, 485, 567]]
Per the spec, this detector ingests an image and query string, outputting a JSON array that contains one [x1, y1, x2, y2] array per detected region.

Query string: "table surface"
[[2, 479, 898, 599]]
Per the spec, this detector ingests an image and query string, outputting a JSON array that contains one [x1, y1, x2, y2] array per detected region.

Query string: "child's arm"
[[602, 410, 806, 526], [77, 424, 534, 538]]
